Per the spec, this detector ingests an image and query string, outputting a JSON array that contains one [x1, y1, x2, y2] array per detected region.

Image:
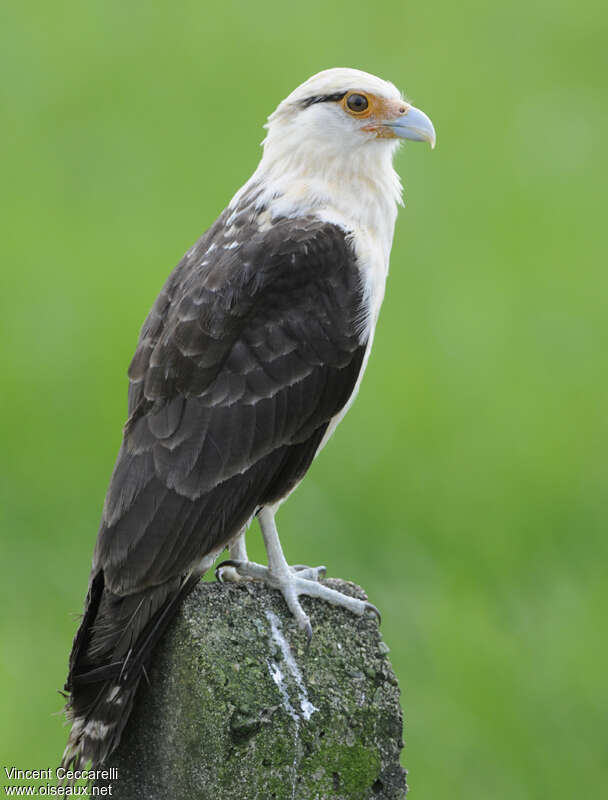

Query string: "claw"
[[215, 559, 241, 582], [365, 603, 382, 625]]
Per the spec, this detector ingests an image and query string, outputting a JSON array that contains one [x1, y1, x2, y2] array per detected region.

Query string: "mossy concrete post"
[[95, 579, 407, 799]]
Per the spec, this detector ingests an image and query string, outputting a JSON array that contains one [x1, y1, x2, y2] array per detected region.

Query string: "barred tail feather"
[[61, 570, 200, 769], [61, 679, 141, 771]]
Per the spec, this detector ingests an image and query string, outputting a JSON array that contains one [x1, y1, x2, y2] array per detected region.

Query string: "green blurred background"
[[1, 0, 606, 796]]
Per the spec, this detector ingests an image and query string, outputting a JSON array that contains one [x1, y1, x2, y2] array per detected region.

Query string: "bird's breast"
[[311, 211, 393, 456], [315, 206, 392, 344]]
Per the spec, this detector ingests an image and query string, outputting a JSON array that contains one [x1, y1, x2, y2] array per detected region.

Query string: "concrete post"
[[95, 579, 407, 799]]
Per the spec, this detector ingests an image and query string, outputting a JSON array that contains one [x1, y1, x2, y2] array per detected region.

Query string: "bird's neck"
[[230, 140, 403, 264]]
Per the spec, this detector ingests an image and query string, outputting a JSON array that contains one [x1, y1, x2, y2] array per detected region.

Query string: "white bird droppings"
[[265, 610, 318, 721], [267, 661, 299, 723], [265, 610, 317, 800]]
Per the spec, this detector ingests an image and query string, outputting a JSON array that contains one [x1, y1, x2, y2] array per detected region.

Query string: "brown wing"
[[95, 215, 367, 594], [63, 215, 367, 771]]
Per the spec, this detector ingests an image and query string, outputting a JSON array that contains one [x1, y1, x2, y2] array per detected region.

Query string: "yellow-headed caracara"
[[62, 67, 435, 770]]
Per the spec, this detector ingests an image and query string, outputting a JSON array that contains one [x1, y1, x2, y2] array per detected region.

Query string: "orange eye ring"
[[344, 92, 370, 115]]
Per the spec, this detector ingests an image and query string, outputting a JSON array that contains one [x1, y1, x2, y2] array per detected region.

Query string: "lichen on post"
[[95, 579, 407, 800]]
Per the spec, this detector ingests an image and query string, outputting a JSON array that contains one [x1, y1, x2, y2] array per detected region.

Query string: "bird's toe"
[[291, 564, 327, 581]]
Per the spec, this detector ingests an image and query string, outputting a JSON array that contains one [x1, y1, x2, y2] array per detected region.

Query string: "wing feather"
[[94, 216, 367, 595]]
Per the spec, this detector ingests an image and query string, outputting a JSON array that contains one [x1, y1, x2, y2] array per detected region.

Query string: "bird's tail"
[[61, 570, 200, 771], [61, 674, 141, 772]]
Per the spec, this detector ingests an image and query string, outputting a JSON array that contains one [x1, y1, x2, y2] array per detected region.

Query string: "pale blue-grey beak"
[[386, 104, 436, 148]]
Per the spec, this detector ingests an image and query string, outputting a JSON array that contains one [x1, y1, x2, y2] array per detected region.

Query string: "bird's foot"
[[289, 564, 328, 581], [215, 559, 379, 640], [216, 561, 326, 584]]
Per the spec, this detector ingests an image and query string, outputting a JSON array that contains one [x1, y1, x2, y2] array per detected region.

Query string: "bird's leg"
[[217, 524, 326, 584], [215, 507, 379, 638]]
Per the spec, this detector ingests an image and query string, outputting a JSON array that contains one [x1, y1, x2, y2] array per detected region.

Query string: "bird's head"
[[263, 67, 435, 162], [234, 68, 435, 244]]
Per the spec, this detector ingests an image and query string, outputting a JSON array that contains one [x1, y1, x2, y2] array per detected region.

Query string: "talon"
[[365, 603, 382, 625], [217, 559, 241, 570], [215, 559, 241, 582], [304, 620, 313, 645], [293, 612, 313, 644]]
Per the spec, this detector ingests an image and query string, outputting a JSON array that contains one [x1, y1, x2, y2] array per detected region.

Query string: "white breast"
[[314, 208, 392, 454]]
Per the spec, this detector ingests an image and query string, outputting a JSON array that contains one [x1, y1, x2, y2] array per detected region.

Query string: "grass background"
[[1, 1, 606, 796]]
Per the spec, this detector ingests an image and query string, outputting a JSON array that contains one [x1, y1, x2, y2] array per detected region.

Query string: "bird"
[[61, 67, 435, 771]]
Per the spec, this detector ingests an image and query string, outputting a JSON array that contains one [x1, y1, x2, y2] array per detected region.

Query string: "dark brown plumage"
[[62, 213, 367, 768]]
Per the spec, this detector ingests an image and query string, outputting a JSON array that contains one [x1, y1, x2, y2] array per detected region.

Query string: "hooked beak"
[[384, 104, 436, 149]]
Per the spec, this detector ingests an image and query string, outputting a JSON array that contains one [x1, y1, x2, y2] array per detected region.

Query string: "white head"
[[259, 68, 434, 183], [267, 68, 434, 153], [232, 68, 435, 254]]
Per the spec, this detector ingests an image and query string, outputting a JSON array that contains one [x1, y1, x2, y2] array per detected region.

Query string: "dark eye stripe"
[[300, 91, 347, 109]]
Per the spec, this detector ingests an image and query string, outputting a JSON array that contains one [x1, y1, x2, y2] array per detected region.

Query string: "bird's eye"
[[346, 93, 369, 113]]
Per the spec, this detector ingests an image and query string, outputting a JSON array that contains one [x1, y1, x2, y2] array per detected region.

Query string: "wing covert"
[[95, 216, 367, 594]]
